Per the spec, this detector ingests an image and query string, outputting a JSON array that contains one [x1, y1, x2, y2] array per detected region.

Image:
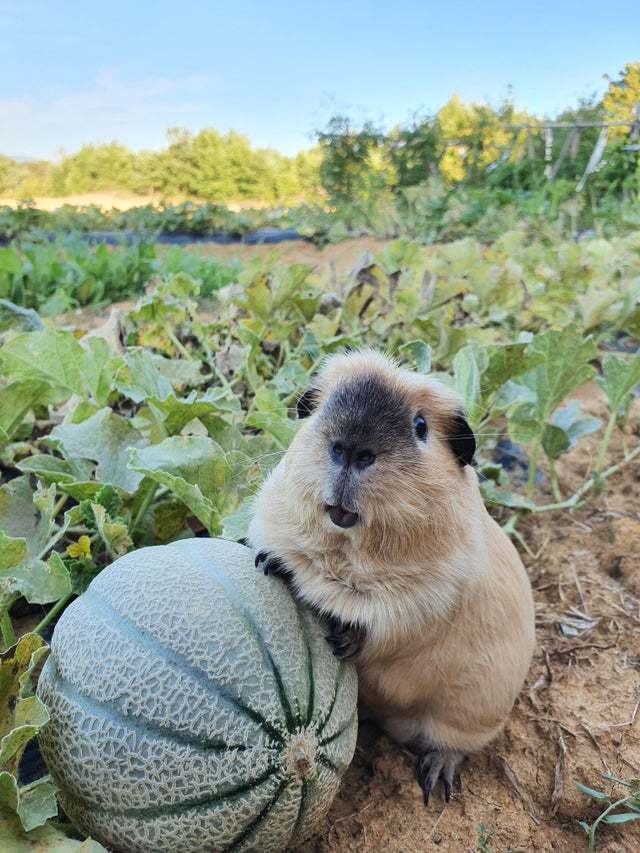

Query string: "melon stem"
[[284, 731, 318, 782]]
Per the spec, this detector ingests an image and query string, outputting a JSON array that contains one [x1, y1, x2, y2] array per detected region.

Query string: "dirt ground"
[[0, 192, 292, 212], [52, 242, 640, 853], [180, 236, 389, 278], [300, 384, 640, 853]]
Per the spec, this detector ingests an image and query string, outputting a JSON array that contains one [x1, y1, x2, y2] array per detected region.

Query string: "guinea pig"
[[248, 349, 535, 804]]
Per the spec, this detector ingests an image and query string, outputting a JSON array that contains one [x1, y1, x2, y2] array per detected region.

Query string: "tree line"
[[1, 62, 638, 206]]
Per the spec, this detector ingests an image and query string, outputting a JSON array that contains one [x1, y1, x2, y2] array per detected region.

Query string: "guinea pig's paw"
[[324, 616, 366, 659], [415, 747, 465, 806], [254, 550, 291, 579]]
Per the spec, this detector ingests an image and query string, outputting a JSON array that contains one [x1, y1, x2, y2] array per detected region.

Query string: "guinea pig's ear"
[[296, 386, 319, 419], [446, 411, 476, 467]]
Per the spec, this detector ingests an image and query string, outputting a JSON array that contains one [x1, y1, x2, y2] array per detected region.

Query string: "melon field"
[[1, 221, 640, 852]]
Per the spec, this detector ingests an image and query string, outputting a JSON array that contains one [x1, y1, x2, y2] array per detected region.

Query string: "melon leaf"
[[0, 329, 117, 406], [0, 812, 107, 851], [221, 495, 256, 541], [130, 436, 230, 534], [597, 351, 640, 415], [0, 634, 57, 833], [0, 382, 51, 445], [0, 484, 71, 607], [50, 409, 148, 494]]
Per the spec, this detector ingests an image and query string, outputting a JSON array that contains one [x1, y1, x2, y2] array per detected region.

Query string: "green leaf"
[[245, 386, 298, 446], [152, 353, 204, 388], [130, 436, 230, 534], [51, 408, 148, 494], [0, 551, 71, 607], [0, 329, 117, 405], [115, 349, 174, 403], [139, 501, 191, 546], [146, 393, 227, 437], [541, 424, 571, 461], [451, 345, 484, 415], [221, 495, 256, 541], [0, 330, 86, 397], [493, 380, 537, 412], [0, 478, 56, 561], [0, 301, 43, 334], [524, 327, 597, 422], [270, 361, 310, 396], [0, 811, 108, 850], [80, 337, 119, 408], [0, 250, 22, 276], [92, 485, 122, 517], [602, 812, 640, 824], [12, 778, 58, 833], [596, 351, 640, 416], [0, 633, 55, 832], [91, 505, 132, 559], [0, 382, 51, 444], [551, 401, 601, 447], [397, 340, 432, 374], [16, 456, 75, 486], [481, 342, 544, 398], [480, 479, 536, 510], [0, 534, 27, 572], [0, 478, 40, 543], [576, 782, 610, 800], [0, 697, 49, 768], [57, 482, 102, 501], [507, 405, 540, 445]]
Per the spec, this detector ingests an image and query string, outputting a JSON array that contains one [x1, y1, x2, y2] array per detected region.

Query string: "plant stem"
[[549, 460, 562, 502], [132, 481, 159, 534], [52, 494, 67, 517], [526, 439, 540, 499], [34, 593, 73, 636], [36, 522, 69, 561], [1, 613, 16, 648], [594, 411, 617, 474], [587, 794, 632, 853], [166, 327, 192, 360], [212, 361, 235, 394], [530, 444, 640, 513], [20, 774, 52, 794]]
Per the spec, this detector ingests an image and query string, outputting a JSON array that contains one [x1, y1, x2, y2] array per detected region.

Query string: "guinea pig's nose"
[[353, 449, 375, 470], [330, 442, 375, 469], [331, 442, 346, 465], [326, 505, 359, 528]]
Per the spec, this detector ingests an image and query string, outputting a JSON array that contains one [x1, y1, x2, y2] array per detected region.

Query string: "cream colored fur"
[[249, 350, 535, 754]]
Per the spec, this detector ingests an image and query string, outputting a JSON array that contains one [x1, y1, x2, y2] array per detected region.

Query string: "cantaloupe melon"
[[37, 538, 358, 853]]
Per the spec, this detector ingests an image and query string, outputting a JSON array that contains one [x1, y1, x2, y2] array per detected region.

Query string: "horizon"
[[1, 0, 639, 161]]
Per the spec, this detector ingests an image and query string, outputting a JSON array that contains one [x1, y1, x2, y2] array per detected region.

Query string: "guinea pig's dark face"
[[293, 359, 476, 535], [316, 373, 416, 529]]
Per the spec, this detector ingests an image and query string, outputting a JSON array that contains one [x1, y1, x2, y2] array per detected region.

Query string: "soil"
[[176, 236, 389, 278], [52, 239, 640, 852], [0, 192, 296, 212]]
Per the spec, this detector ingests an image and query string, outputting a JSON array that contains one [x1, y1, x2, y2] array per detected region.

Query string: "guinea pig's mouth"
[[325, 504, 359, 529]]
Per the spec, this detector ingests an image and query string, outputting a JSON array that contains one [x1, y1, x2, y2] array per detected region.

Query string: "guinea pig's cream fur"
[[249, 349, 535, 803]]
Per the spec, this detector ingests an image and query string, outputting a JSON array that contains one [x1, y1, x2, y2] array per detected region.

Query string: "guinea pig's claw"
[[324, 617, 366, 659], [416, 747, 464, 807], [254, 551, 290, 579]]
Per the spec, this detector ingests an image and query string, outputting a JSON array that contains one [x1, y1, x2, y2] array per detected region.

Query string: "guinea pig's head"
[[288, 349, 476, 542]]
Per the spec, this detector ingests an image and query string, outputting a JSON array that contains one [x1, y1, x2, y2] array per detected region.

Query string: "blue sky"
[[1, 0, 638, 159]]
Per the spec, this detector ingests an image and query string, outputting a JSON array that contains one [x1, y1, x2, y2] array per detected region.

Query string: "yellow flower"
[[67, 535, 92, 560]]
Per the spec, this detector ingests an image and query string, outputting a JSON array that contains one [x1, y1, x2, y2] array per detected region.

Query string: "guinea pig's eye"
[[414, 414, 428, 441]]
